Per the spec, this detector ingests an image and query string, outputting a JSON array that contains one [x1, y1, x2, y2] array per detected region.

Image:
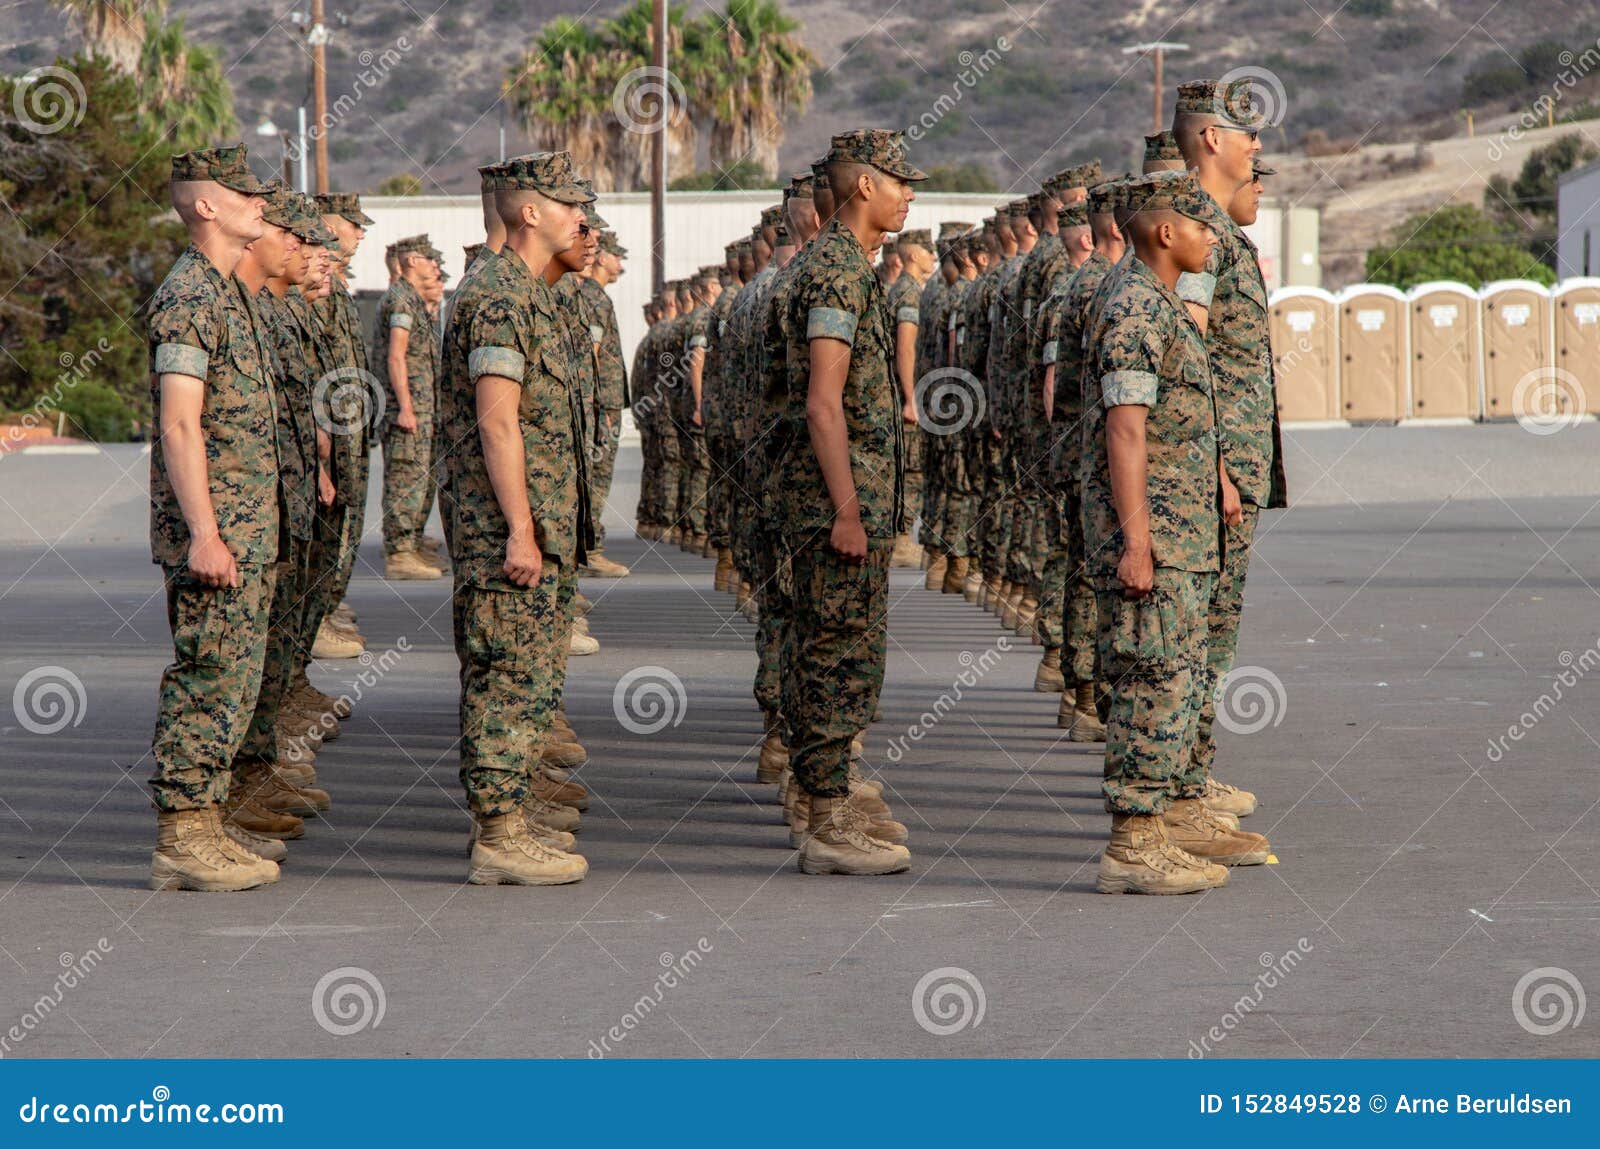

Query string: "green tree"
[[49, 0, 158, 75], [1484, 133, 1596, 271], [376, 173, 424, 196], [1, 55, 186, 435], [920, 161, 997, 193], [137, 13, 235, 150], [1365, 203, 1555, 289], [668, 159, 778, 190]]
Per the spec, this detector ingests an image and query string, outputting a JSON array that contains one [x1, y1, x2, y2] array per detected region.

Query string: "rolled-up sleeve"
[[1101, 369, 1159, 407], [469, 347, 525, 380], [807, 306, 858, 344]]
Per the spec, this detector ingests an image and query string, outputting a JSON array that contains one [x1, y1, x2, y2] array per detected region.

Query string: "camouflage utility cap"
[[826, 128, 927, 181], [1174, 77, 1266, 129], [315, 192, 374, 226], [789, 172, 815, 199], [170, 144, 265, 193], [478, 160, 512, 191], [1123, 170, 1220, 226], [897, 228, 932, 248], [259, 180, 297, 228], [1253, 160, 1276, 178], [1089, 180, 1125, 216], [938, 221, 974, 242], [1144, 130, 1184, 165], [1057, 201, 1089, 229], [500, 151, 595, 203]]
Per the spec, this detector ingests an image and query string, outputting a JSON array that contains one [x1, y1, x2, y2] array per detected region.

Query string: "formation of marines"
[[145, 70, 1285, 896]]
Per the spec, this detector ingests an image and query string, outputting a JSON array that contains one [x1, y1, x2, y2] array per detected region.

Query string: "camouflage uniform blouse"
[[775, 221, 904, 542], [147, 246, 280, 567], [577, 275, 627, 413], [442, 247, 581, 581], [1177, 211, 1286, 509], [256, 289, 317, 543], [374, 277, 438, 428], [1081, 256, 1220, 587]]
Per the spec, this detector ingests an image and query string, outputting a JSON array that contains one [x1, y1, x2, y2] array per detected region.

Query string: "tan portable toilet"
[[1336, 284, 1408, 421], [1481, 279, 1552, 420], [1270, 287, 1339, 421], [1406, 281, 1481, 420], [1551, 277, 1600, 417]]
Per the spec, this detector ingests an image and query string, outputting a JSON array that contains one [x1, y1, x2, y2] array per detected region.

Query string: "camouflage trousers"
[[753, 523, 793, 720], [1188, 506, 1259, 779], [1037, 489, 1099, 685], [330, 445, 370, 606], [381, 420, 435, 556], [942, 429, 986, 560], [588, 408, 621, 550], [1097, 569, 1214, 815], [786, 544, 891, 797], [917, 431, 946, 551], [456, 565, 562, 815], [705, 430, 732, 548], [976, 436, 1012, 579], [674, 426, 710, 536], [548, 563, 578, 715], [236, 539, 313, 774], [656, 422, 682, 528], [150, 562, 276, 812], [900, 420, 924, 538], [635, 423, 658, 526]]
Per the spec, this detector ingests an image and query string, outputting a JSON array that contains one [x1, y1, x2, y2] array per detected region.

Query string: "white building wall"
[[1558, 161, 1600, 280]]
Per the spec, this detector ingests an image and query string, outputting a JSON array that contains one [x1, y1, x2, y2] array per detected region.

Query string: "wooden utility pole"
[[312, 0, 330, 194], [1122, 41, 1189, 132], [651, 0, 667, 294]]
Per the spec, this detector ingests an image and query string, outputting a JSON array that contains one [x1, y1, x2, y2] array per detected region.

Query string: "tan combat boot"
[[530, 770, 590, 812], [1015, 594, 1038, 638], [889, 533, 921, 568], [222, 820, 288, 863], [569, 628, 600, 655], [581, 551, 631, 578], [1034, 647, 1065, 693], [1201, 776, 1258, 818], [274, 757, 317, 788], [523, 796, 582, 833], [385, 549, 443, 580], [757, 732, 789, 785], [468, 812, 587, 886], [292, 681, 351, 719], [543, 739, 588, 770], [224, 792, 305, 840], [466, 807, 579, 854], [713, 548, 736, 592], [962, 566, 983, 602], [941, 555, 967, 594], [151, 808, 280, 892], [1163, 798, 1270, 866], [1097, 813, 1227, 895], [1068, 683, 1106, 742], [573, 590, 593, 615], [239, 763, 330, 816], [1000, 587, 1023, 629], [925, 553, 948, 591], [311, 619, 364, 659], [798, 796, 912, 876], [330, 601, 358, 626]]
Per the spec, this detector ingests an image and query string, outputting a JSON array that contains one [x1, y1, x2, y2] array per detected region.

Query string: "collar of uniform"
[[1126, 253, 1199, 332]]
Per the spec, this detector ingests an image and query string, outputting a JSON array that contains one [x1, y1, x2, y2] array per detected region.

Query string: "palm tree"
[[138, 14, 236, 151], [50, 0, 159, 75], [710, 0, 815, 179], [505, 17, 621, 191], [600, 0, 698, 187]]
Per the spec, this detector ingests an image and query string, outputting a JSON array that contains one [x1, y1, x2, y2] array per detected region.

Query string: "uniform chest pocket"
[[225, 313, 266, 387], [1238, 269, 1269, 315]]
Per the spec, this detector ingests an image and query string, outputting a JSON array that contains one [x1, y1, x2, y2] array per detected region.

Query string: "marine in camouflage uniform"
[[701, 240, 746, 583], [375, 234, 441, 567], [957, 221, 1006, 590], [1035, 182, 1116, 725], [885, 227, 934, 565], [911, 222, 969, 574], [929, 231, 982, 581], [991, 198, 1043, 620], [231, 188, 334, 825], [579, 231, 629, 561], [441, 153, 594, 831], [775, 131, 920, 800], [147, 147, 279, 835], [1172, 79, 1287, 808], [676, 267, 723, 550], [631, 294, 668, 535]]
